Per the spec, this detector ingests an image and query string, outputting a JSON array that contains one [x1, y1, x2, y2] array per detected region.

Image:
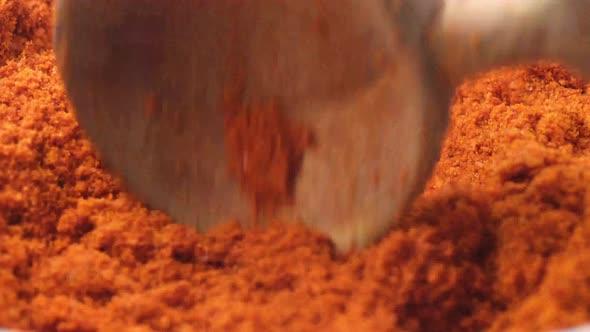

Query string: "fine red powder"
[[223, 82, 313, 218], [2, 2, 590, 332]]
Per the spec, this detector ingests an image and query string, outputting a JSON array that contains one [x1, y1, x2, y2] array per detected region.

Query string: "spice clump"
[[224, 89, 313, 218], [3, 1, 590, 332]]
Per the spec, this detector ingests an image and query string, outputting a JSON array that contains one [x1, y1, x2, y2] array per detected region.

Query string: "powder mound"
[[0, 0, 52, 65], [4, 2, 590, 332]]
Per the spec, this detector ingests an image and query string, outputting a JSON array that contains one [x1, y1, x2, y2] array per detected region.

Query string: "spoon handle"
[[430, 0, 590, 86]]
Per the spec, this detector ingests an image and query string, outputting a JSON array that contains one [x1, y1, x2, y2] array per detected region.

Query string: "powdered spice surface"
[[2, 1, 590, 332], [223, 87, 313, 218]]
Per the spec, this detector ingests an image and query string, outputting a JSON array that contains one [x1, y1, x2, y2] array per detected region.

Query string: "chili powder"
[[223, 86, 313, 218], [2, 1, 590, 331]]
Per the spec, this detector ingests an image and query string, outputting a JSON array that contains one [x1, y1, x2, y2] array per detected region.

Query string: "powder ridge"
[[2, 2, 590, 331]]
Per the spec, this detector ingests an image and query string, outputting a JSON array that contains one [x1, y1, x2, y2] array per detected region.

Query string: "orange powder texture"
[[3, 2, 590, 332], [223, 91, 313, 218], [0, 0, 52, 65]]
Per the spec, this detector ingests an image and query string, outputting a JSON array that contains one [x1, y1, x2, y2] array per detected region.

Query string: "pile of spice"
[[3, 1, 590, 331]]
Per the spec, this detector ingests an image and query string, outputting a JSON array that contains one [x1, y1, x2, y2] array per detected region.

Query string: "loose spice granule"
[[0, 0, 52, 66], [223, 90, 313, 218], [3, 2, 590, 332]]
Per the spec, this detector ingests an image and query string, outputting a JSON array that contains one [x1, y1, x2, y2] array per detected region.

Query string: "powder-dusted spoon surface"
[[54, 0, 590, 252]]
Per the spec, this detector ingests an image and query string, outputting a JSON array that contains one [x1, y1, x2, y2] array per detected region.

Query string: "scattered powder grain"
[[2, 2, 590, 332], [223, 84, 313, 218], [0, 0, 52, 65]]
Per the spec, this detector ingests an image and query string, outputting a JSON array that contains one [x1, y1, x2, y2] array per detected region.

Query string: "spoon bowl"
[[54, 0, 590, 251]]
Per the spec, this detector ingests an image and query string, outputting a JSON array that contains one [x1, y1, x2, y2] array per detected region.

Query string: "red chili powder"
[[223, 85, 313, 218], [2, 2, 590, 332]]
